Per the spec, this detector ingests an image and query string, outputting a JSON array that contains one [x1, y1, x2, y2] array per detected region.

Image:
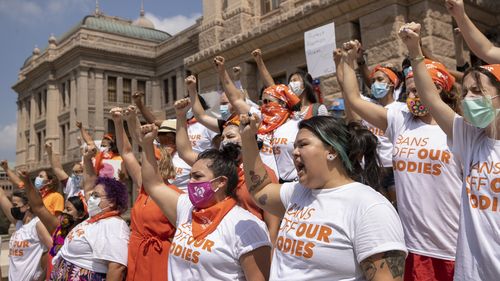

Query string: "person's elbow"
[[107, 262, 126, 281]]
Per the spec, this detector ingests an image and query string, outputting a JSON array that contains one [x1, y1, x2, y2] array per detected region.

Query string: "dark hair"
[[96, 177, 129, 214], [196, 143, 240, 199], [12, 189, 28, 205], [288, 70, 317, 104], [67, 196, 89, 221], [298, 116, 382, 189], [463, 66, 500, 93], [43, 170, 59, 192]]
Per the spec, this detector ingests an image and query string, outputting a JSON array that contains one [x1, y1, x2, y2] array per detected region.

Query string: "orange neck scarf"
[[258, 102, 290, 134], [39, 186, 51, 198], [94, 150, 115, 174], [187, 117, 198, 125], [88, 210, 120, 224], [192, 197, 237, 240]]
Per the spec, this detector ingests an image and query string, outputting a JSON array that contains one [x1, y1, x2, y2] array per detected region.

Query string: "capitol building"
[[12, 0, 500, 172]]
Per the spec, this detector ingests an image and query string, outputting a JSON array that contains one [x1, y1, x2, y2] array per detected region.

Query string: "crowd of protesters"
[[0, 1, 498, 280]]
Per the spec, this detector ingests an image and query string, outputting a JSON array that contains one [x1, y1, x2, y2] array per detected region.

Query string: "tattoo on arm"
[[360, 251, 405, 281], [248, 170, 269, 193], [258, 194, 268, 206]]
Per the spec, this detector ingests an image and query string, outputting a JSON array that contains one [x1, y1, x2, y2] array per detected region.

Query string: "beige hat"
[[158, 119, 176, 133]]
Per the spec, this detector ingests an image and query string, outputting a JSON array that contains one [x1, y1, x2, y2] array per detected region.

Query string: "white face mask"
[[288, 81, 304, 96], [87, 196, 103, 217], [99, 146, 109, 153]]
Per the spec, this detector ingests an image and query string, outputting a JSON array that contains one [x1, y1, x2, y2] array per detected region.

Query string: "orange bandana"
[[223, 114, 241, 129], [192, 197, 237, 241], [480, 64, 500, 81], [39, 186, 52, 198], [187, 117, 198, 125], [370, 65, 400, 87], [87, 210, 120, 224], [407, 59, 455, 92], [263, 84, 301, 109], [258, 102, 290, 134]]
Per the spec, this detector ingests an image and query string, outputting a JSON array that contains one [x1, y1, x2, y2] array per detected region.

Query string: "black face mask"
[[60, 212, 76, 235], [11, 206, 26, 221]]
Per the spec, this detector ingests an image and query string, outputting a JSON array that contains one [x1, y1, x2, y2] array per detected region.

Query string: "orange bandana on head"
[[223, 114, 240, 129], [191, 197, 237, 241], [370, 65, 400, 87], [407, 59, 455, 92], [258, 84, 300, 135], [480, 64, 500, 82]]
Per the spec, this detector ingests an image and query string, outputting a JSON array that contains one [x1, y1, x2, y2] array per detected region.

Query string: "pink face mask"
[[187, 178, 220, 208]]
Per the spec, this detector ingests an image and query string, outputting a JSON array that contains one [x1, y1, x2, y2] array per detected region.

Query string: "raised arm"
[[139, 124, 179, 223], [0, 182, 15, 224], [334, 48, 362, 123], [122, 105, 142, 148], [0, 160, 23, 188], [45, 142, 69, 181], [185, 75, 220, 132], [232, 66, 243, 90], [251, 49, 275, 87], [239, 114, 285, 217], [18, 171, 59, 234], [399, 22, 455, 136], [174, 98, 198, 166], [446, 0, 500, 64], [214, 56, 252, 114], [76, 121, 96, 148], [356, 43, 372, 88], [111, 107, 142, 187], [82, 145, 97, 200], [339, 41, 389, 131], [132, 91, 161, 125]]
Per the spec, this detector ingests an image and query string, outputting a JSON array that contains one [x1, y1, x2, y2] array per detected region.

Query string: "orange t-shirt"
[[127, 184, 181, 281], [235, 164, 278, 220], [42, 191, 64, 215]]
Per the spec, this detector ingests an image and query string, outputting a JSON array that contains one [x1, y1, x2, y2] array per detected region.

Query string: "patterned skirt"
[[49, 258, 106, 281]]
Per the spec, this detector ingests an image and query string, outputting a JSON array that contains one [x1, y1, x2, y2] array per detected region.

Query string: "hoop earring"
[[327, 154, 335, 161]]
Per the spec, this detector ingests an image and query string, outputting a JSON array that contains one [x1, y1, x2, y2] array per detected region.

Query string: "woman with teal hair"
[[239, 113, 407, 281]]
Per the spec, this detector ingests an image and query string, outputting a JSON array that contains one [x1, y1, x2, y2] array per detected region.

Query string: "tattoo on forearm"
[[248, 170, 268, 193], [383, 250, 405, 278], [258, 194, 268, 206]]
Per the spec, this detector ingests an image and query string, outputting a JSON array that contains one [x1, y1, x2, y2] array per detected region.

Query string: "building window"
[[61, 82, 67, 108], [171, 76, 177, 100], [43, 90, 47, 115], [123, 79, 132, 104], [36, 131, 42, 161], [262, 0, 280, 14], [108, 76, 117, 102], [163, 79, 169, 104], [60, 123, 69, 156], [37, 92, 42, 116], [137, 80, 146, 104], [68, 80, 71, 106]]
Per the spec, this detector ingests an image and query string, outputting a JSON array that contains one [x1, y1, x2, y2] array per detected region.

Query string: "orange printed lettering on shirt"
[[368, 127, 385, 137], [172, 222, 216, 265], [464, 161, 500, 213], [395, 135, 429, 146]]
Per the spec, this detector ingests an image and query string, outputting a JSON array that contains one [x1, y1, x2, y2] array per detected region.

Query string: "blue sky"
[[0, 0, 202, 162]]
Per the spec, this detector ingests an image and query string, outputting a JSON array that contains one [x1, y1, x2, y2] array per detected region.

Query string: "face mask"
[[34, 177, 45, 190], [71, 174, 83, 188], [11, 206, 26, 221], [462, 95, 500, 128], [87, 196, 103, 218], [288, 81, 303, 96], [187, 178, 220, 208], [220, 104, 231, 121], [371, 82, 391, 99], [186, 109, 194, 120], [406, 97, 429, 117], [99, 146, 109, 153]]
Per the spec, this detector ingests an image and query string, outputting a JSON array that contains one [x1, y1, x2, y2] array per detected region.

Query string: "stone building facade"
[[12, 0, 500, 173]]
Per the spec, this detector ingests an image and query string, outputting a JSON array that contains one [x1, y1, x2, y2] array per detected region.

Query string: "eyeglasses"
[[89, 191, 106, 199]]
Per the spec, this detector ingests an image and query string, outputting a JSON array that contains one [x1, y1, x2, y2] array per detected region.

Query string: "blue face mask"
[[71, 174, 83, 188], [462, 95, 499, 128], [220, 104, 231, 120], [186, 109, 194, 120], [34, 177, 45, 190], [371, 82, 390, 99]]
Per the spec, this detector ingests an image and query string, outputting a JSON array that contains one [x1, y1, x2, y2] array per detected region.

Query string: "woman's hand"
[[185, 75, 197, 94], [445, 0, 466, 20], [213, 56, 225, 73], [139, 124, 158, 147], [239, 113, 260, 138], [110, 107, 123, 122], [122, 105, 138, 122], [398, 22, 422, 54], [174, 98, 191, 119]]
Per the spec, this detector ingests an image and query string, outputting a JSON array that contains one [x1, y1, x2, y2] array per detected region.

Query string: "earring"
[[327, 154, 335, 161]]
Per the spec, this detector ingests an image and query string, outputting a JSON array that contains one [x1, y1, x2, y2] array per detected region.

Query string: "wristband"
[[410, 55, 425, 64]]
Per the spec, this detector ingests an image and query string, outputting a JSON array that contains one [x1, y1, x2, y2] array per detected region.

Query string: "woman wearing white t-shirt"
[[339, 39, 463, 281], [140, 124, 271, 281], [51, 148, 130, 281], [0, 188, 52, 281], [239, 114, 407, 281], [399, 21, 500, 281]]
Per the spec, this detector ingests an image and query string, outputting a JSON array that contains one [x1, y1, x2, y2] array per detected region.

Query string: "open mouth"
[[295, 161, 305, 175]]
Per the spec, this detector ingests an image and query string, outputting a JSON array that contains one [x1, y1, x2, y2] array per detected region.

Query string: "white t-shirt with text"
[[55, 216, 130, 273], [386, 107, 462, 260], [272, 118, 300, 182], [169, 195, 271, 281], [452, 115, 500, 281], [270, 182, 406, 280], [188, 121, 218, 153]]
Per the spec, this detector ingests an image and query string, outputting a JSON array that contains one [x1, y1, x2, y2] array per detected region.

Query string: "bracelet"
[[410, 55, 425, 63]]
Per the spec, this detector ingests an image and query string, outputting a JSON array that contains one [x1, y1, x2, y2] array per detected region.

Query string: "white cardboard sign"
[[304, 22, 336, 78]]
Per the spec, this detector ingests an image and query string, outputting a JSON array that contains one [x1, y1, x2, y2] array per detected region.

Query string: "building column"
[[28, 94, 37, 163], [94, 70, 105, 140], [15, 101, 24, 166], [77, 68, 89, 131], [151, 79, 162, 113], [45, 81, 60, 154], [176, 69, 183, 99]]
